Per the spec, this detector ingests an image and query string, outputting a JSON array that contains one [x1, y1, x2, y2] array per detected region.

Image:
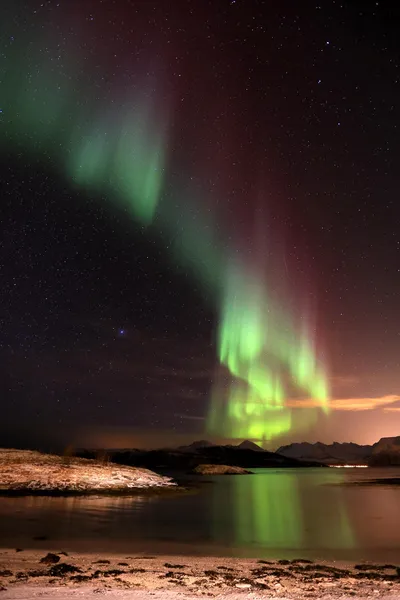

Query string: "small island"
[[0, 448, 176, 495], [192, 464, 252, 475]]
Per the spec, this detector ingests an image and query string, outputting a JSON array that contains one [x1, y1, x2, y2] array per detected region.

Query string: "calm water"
[[1, 468, 400, 562]]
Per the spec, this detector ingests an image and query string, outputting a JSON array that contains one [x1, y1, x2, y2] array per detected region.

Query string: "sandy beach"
[[0, 548, 399, 599], [3, 589, 399, 600]]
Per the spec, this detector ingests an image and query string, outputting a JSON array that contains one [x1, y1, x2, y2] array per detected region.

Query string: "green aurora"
[[0, 21, 330, 446]]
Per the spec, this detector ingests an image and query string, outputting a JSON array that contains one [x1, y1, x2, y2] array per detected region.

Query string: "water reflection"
[[0, 495, 152, 543], [213, 469, 355, 551], [1, 469, 400, 561]]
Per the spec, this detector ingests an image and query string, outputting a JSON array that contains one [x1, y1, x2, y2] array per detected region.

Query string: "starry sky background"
[[1, 0, 399, 451]]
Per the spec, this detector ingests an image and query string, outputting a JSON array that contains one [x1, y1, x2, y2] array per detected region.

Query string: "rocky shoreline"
[[0, 449, 176, 495], [0, 549, 399, 599]]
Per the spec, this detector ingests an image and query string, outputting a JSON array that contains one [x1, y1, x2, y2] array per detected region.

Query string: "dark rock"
[[71, 574, 93, 582], [204, 569, 218, 578], [15, 548, 23, 552], [165, 563, 186, 568], [92, 570, 103, 579], [48, 563, 82, 577], [93, 559, 110, 564], [90, 569, 126, 578], [40, 553, 60, 564], [355, 572, 385, 580], [251, 568, 269, 576], [355, 563, 395, 571], [291, 558, 314, 564], [130, 568, 146, 573], [0, 570, 12, 577], [193, 578, 208, 585], [16, 572, 28, 579], [161, 574, 184, 583], [254, 582, 269, 590], [235, 577, 253, 586]]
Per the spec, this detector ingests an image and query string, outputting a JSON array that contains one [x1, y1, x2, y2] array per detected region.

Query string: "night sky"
[[1, 0, 399, 451]]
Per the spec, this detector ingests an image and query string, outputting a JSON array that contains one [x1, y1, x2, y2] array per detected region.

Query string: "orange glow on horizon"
[[287, 394, 400, 412]]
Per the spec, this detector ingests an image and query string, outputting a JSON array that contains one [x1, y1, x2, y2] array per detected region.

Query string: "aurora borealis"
[[0, 0, 331, 447], [208, 258, 329, 443], [1, 0, 400, 450]]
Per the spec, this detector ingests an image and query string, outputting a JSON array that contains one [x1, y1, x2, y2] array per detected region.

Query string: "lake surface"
[[1, 467, 400, 562]]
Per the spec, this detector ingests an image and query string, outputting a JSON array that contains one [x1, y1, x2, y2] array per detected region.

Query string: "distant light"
[[119, 329, 125, 335], [331, 464, 368, 468]]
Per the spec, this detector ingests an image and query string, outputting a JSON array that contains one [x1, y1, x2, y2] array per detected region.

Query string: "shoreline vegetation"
[[0, 550, 399, 598], [192, 464, 252, 475], [0, 449, 176, 496]]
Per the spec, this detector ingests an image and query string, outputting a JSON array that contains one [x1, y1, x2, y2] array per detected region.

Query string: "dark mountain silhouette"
[[177, 440, 214, 453], [78, 435, 400, 472], [77, 442, 323, 471], [236, 440, 264, 452], [369, 436, 400, 466], [277, 441, 373, 465]]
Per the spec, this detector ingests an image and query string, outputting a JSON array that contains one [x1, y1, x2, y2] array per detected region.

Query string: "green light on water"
[[212, 470, 355, 553]]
